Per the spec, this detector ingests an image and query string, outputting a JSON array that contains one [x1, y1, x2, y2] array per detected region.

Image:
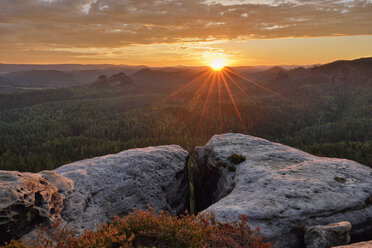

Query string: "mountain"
[[92, 72, 134, 88], [249, 57, 372, 86], [67, 68, 133, 84], [245, 66, 288, 82]]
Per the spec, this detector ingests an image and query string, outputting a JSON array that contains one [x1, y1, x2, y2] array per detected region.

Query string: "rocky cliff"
[[0, 134, 371, 248], [192, 134, 372, 248]]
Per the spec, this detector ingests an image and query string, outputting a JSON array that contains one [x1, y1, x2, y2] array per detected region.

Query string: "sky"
[[1, 0, 372, 66]]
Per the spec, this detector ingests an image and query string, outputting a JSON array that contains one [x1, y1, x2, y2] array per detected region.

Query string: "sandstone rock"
[[194, 133, 372, 248], [0, 171, 73, 243], [304, 221, 351, 248], [55, 145, 189, 234], [333, 241, 372, 247], [0, 145, 189, 243]]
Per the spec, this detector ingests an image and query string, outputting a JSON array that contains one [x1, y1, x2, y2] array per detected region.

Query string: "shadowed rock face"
[[0, 171, 72, 243], [304, 221, 352, 248], [0, 145, 189, 243], [193, 133, 372, 248], [333, 241, 372, 248]]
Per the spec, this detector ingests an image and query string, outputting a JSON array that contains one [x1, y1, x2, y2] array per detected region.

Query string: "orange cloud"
[[0, 0, 371, 65]]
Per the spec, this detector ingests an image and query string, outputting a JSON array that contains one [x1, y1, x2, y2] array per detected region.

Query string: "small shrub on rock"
[[1, 208, 270, 248], [228, 165, 237, 172], [366, 196, 372, 206], [228, 153, 246, 165], [334, 177, 346, 183]]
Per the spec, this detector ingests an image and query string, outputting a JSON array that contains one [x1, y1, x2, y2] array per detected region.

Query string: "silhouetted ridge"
[[92, 72, 134, 87]]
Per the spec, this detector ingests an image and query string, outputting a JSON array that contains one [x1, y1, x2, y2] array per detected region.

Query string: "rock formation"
[[304, 221, 352, 248], [333, 241, 372, 248], [193, 133, 372, 248], [1, 134, 371, 247], [0, 145, 189, 244], [55, 145, 189, 234], [92, 72, 134, 87], [0, 171, 72, 243]]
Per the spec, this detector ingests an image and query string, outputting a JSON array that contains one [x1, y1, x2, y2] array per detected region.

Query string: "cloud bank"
[[1, 0, 371, 64]]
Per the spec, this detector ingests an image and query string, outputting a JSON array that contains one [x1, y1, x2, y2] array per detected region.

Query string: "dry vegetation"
[[1, 208, 270, 248]]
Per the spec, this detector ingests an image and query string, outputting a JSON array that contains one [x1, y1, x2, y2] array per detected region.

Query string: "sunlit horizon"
[[168, 64, 303, 136], [1, 0, 372, 66]]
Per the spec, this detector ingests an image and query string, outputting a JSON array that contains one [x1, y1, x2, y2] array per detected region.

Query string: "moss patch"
[[228, 165, 237, 172], [366, 196, 372, 206], [228, 153, 246, 165], [334, 177, 346, 183]]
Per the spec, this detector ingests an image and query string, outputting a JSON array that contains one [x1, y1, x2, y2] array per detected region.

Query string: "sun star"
[[210, 59, 225, 71]]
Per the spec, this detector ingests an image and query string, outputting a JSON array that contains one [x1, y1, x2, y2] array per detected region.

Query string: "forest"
[[0, 58, 371, 172]]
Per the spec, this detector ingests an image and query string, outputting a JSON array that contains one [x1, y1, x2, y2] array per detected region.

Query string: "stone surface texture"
[[194, 133, 372, 248], [0, 145, 189, 243], [333, 241, 372, 248], [304, 221, 352, 248], [55, 145, 189, 234], [0, 171, 72, 243]]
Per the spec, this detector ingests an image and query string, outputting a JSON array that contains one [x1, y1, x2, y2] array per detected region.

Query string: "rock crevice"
[[193, 133, 372, 248]]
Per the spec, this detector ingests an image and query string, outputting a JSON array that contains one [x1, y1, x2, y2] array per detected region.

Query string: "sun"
[[210, 59, 225, 71]]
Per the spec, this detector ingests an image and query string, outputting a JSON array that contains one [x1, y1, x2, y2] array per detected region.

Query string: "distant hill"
[[3, 70, 83, 88], [0, 76, 25, 93], [132, 68, 197, 93], [68, 69, 134, 84], [245, 66, 288, 82], [92, 72, 134, 88], [243, 57, 372, 92]]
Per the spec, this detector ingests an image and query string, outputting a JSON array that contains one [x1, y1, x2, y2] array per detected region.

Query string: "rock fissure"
[[192, 134, 372, 248]]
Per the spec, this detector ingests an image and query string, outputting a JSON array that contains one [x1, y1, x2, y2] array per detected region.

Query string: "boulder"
[[193, 133, 372, 248], [0, 171, 73, 243], [0, 145, 189, 243], [304, 221, 351, 248], [55, 145, 189, 234], [333, 241, 372, 247]]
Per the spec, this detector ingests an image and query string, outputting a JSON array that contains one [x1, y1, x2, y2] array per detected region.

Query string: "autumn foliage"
[[2, 208, 270, 248]]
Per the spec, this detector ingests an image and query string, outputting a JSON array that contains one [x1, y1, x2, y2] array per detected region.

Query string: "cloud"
[[0, 0, 371, 63]]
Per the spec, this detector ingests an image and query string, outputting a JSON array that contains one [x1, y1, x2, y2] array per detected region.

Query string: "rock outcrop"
[[0, 171, 72, 243], [0, 145, 189, 243], [55, 145, 189, 234], [92, 72, 134, 87], [304, 221, 352, 248], [193, 133, 372, 248], [1, 134, 371, 247], [333, 241, 372, 248]]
